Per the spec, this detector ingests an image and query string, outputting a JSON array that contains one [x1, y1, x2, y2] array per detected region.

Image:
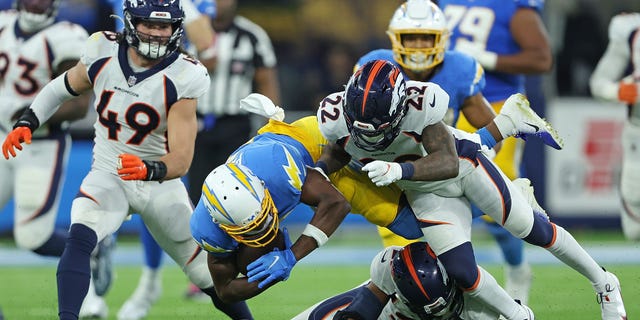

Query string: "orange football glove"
[[117, 154, 148, 180], [618, 82, 638, 105], [2, 126, 32, 159]]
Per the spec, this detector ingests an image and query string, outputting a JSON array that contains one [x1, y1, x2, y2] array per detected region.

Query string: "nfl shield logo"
[[127, 75, 137, 86]]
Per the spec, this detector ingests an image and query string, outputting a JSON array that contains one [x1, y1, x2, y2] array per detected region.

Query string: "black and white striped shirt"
[[202, 16, 277, 116]]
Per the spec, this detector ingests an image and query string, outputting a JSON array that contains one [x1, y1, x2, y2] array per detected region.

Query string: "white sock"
[[545, 225, 607, 292], [466, 266, 530, 319], [493, 113, 515, 139]]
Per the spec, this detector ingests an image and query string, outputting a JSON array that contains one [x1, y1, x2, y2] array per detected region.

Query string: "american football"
[[236, 229, 287, 275]]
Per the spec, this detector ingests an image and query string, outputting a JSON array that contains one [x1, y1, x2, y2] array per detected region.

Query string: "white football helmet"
[[15, 0, 60, 33], [386, 0, 449, 72], [201, 163, 279, 247]]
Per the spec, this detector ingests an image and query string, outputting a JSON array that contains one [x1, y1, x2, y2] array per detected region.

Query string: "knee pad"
[[523, 212, 554, 247], [183, 249, 214, 289], [437, 242, 478, 290]]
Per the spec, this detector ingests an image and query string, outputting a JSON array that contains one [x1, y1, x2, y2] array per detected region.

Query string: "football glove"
[[2, 126, 32, 159], [246, 228, 297, 289], [362, 160, 403, 187], [117, 154, 167, 181], [618, 82, 638, 105], [453, 41, 498, 71]]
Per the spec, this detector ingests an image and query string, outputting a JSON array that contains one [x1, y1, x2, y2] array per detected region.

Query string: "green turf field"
[[0, 264, 638, 319], [0, 228, 638, 319]]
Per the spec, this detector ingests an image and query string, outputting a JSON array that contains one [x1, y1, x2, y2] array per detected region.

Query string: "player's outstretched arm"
[[245, 169, 351, 288], [334, 282, 389, 320], [2, 61, 92, 159]]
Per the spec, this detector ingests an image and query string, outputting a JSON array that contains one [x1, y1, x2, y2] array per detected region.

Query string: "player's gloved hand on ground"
[[2, 126, 32, 159], [618, 81, 638, 104], [246, 227, 297, 289], [362, 160, 403, 186], [117, 154, 167, 181]]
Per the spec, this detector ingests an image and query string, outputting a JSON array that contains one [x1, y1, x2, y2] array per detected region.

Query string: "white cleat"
[[505, 263, 533, 305], [117, 268, 162, 320], [598, 271, 627, 320], [79, 281, 108, 319], [499, 93, 564, 150], [512, 178, 547, 215]]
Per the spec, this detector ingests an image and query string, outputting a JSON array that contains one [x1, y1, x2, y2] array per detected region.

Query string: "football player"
[[312, 60, 626, 320], [0, 0, 114, 317], [293, 242, 507, 320], [210, 88, 556, 300], [1, 0, 253, 319], [438, 0, 554, 303], [355, 0, 559, 304], [590, 12, 640, 243]]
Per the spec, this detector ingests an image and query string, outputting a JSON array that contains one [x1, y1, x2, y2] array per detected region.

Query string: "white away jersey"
[[0, 11, 88, 133], [81, 31, 210, 172], [317, 80, 476, 193]]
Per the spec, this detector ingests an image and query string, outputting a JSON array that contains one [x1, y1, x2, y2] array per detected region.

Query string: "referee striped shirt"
[[202, 16, 277, 116]]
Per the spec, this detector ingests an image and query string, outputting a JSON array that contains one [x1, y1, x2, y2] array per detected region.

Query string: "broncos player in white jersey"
[[2, 0, 254, 319], [590, 12, 640, 243], [315, 60, 627, 320], [294, 241, 505, 320], [0, 0, 87, 259]]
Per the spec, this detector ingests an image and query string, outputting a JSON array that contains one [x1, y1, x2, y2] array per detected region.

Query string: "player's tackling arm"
[[410, 121, 459, 181]]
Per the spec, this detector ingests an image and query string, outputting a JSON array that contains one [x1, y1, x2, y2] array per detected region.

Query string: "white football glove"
[[362, 160, 402, 186], [453, 40, 498, 71], [239, 93, 285, 121]]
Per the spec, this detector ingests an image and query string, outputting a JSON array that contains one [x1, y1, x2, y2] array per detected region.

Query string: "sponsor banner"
[[546, 97, 626, 216]]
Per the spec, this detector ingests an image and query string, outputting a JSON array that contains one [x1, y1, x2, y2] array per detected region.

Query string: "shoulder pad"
[[609, 13, 640, 42]]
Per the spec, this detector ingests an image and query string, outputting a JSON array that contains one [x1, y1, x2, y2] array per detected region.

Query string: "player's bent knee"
[[184, 255, 214, 289], [523, 212, 554, 247], [437, 242, 478, 289]]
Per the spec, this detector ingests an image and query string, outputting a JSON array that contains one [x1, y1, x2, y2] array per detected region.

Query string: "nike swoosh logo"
[[429, 94, 436, 108], [380, 251, 388, 263], [268, 255, 280, 269], [524, 122, 539, 132]]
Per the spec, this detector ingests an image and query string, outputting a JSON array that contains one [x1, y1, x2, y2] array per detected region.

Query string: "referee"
[[188, 0, 281, 205]]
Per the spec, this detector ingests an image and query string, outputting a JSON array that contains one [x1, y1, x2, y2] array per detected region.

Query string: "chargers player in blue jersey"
[[354, 0, 562, 305], [190, 109, 353, 300], [438, 0, 553, 305]]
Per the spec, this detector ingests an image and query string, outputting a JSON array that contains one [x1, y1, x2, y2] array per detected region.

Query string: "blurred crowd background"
[[2, 0, 640, 231], [2, 0, 639, 111]]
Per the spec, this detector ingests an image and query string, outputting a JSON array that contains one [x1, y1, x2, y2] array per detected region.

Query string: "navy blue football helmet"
[[123, 0, 184, 60], [343, 60, 408, 151], [391, 242, 464, 320]]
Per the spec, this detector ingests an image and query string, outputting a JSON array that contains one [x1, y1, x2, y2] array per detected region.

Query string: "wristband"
[[302, 224, 329, 247], [14, 108, 40, 132], [400, 162, 414, 180], [142, 160, 167, 181], [477, 50, 498, 70]]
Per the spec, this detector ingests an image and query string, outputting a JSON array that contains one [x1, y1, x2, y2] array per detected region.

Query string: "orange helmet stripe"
[[361, 60, 387, 114], [402, 247, 431, 300]]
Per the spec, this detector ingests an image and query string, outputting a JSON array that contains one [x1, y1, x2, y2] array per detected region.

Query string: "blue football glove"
[[193, 0, 217, 18], [246, 228, 297, 289]]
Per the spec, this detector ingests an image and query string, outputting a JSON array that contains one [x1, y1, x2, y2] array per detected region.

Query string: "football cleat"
[[597, 271, 627, 320], [499, 93, 564, 150], [117, 268, 162, 320], [91, 234, 115, 296], [79, 280, 108, 319], [505, 263, 533, 305]]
